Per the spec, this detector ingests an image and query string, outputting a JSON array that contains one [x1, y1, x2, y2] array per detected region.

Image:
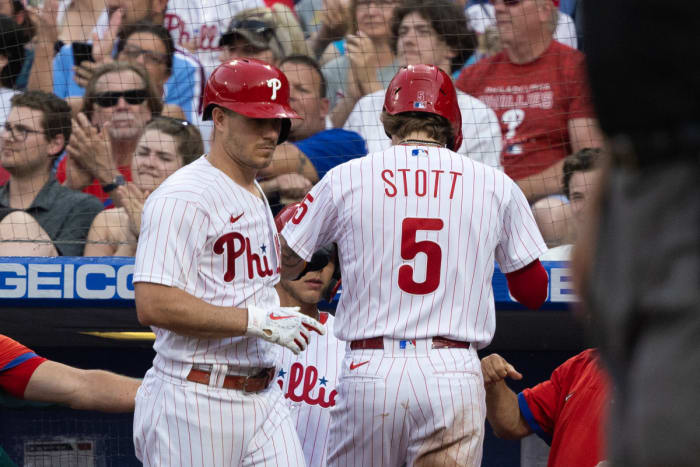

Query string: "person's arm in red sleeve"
[[481, 353, 532, 440], [505, 259, 548, 309]]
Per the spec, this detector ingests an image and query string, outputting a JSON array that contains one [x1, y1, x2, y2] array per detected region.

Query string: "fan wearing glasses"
[[84, 116, 202, 256], [343, 0, 502, 168], [71, 21, 187, 121], [56, 61, 163, 206], [456, 0, 603, 244], [50, 0, 205, 123], [0, 91, 103, 256]]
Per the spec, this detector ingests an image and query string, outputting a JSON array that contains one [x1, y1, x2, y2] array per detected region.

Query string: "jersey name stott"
[[381, 168, 463, 199]]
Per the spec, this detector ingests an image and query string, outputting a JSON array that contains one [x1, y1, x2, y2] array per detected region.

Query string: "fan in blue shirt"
[[52, 21, 203, 123], [257, 55, 367, 213]]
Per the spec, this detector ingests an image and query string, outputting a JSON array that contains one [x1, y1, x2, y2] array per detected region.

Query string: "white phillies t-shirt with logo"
[[134, 156, 283, 379], [282, 145, 547, 349], [276, 312, 343, 467]]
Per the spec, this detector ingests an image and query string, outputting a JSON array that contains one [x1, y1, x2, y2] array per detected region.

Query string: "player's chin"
[[299, 289, 322, 304], [254, 150, 276, 168]]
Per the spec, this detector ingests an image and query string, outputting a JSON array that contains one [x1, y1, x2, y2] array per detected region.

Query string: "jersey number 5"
[[398, 217, 444, 295], [292, 193, 314, 224]]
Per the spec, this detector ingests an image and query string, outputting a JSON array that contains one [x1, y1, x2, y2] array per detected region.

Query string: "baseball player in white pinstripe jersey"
[[279, 64, 550, 466], [132, 58, 326, 467], [273, 203, 344, 467]]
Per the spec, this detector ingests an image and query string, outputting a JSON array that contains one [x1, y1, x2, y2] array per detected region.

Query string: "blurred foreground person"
[[578, 1, 700, 466]]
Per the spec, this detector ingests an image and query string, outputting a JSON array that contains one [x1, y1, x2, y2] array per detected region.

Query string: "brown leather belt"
[[186, 367, 275, 392], [350, 336, 470, 350]]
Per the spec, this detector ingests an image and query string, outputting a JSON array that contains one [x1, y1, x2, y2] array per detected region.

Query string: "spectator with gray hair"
[[456, 0, 602, 205], [55, 61, 163, 207]]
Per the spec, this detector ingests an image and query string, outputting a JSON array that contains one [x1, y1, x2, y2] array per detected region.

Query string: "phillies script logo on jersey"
[[213, 232, 275, 282], [164, 14, 219, 50], [277, 362, 337, 408]]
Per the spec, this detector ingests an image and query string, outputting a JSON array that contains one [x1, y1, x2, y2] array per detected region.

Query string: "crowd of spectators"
[[1, 0, 602, 257]]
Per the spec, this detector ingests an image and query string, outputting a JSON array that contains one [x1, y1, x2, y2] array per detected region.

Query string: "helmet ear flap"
[[202, 103, 219, 122], [278, 119, 291, 145]]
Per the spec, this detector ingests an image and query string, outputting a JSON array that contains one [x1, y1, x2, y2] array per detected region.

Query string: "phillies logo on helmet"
[[267, 78, 282, 100]]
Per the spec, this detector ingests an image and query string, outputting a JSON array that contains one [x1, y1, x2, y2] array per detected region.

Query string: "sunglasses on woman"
[[93, 89, 149, 108], [491, 0, 524, 6]]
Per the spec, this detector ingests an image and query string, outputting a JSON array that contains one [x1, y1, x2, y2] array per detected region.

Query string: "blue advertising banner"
[[0, 257, 575, 310]]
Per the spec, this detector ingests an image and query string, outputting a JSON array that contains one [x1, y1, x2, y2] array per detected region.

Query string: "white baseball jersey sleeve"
[[134, 156, 283, 378], [344, 89, 503, 169], [282, 146, 547, 348], [276, 313, 343, 467]]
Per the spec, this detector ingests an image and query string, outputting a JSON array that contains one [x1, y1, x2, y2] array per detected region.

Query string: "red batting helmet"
[[274, 202, 341, 302], [202, 58, 301, 144], [274, 202, 301, 233], [383, 64, 463, 151]]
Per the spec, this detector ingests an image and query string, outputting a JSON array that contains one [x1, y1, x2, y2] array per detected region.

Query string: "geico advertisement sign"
[[0, 263, 134, 300]]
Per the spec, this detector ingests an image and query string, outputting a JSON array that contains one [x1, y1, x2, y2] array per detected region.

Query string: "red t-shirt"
[[456, 41, 595, 180], [0, 167, 9, 186], [0, 334, 47, 398], [518, 349, 610, 467], [55, 156, 132, 208]]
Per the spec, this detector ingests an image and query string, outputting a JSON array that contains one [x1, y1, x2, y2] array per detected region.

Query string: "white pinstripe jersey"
[[282, 145, 547, 348], [134, 156, 283, 377], [276, 313, 342, 467]]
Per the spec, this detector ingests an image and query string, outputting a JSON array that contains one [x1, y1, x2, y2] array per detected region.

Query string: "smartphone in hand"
[[73, 42, 95, 67]]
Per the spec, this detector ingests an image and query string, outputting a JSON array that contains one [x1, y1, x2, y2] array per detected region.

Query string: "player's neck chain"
[[398, 139, 445, 148]]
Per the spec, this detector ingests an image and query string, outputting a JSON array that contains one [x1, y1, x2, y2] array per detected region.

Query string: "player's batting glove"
[[246, 306, 327, 355]]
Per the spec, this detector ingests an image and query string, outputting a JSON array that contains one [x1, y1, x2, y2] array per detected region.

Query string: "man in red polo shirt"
[[481, 350, 610, 467], [456, 0, 602, 206]]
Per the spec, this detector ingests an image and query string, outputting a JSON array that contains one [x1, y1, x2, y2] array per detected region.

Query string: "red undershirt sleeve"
[[505, 259, 548, 309]]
